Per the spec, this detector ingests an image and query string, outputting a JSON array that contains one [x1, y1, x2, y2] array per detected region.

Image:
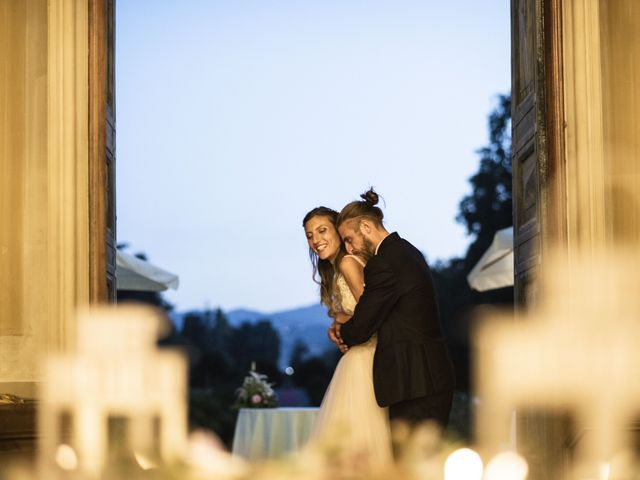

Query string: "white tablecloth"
[[231, 407, 319, 460]]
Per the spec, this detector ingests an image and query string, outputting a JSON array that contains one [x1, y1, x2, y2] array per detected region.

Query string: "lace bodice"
[[335, 258, 377, 346], [335, 255, 366, 315], [336, 274, 357, 315]]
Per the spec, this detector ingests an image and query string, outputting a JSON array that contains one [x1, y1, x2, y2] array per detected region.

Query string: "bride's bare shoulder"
[[340, 254, 366, 269]]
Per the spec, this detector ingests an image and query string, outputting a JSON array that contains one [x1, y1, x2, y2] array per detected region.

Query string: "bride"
[[301, 206, 392, 471]]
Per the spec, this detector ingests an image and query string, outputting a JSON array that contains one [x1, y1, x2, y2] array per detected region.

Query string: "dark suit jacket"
[[339, 232, 455, 407]]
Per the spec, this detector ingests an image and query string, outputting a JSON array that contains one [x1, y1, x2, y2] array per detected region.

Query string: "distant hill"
[[171, 303, 334, 369], [228, 303, 333, 369], [226, 303, 330, 325]]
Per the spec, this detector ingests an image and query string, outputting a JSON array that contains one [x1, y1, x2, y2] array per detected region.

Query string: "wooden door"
[[89, 0, 116, 302]]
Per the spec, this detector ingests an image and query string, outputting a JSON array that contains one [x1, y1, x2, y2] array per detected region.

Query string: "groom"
[[330, 191, 455, 428]]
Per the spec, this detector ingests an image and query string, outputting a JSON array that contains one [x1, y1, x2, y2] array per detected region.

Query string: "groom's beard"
[[356, 234, 376, 261]]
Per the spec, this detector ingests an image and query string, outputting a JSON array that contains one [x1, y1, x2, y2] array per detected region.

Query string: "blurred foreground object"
[[38, 306, 187, 478], [475, 249, 640, 478]]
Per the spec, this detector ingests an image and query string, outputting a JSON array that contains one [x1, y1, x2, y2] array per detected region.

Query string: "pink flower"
[[251, 394, 262, 404]]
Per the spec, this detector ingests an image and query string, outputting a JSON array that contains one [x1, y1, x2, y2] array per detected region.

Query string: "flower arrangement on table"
[[234, 363, 278, 409]]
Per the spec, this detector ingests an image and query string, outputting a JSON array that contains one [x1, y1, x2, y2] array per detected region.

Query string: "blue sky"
[[116, 0, 510, 313]]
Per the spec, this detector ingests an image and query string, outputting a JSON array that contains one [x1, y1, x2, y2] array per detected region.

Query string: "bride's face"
[[304, 215, 341, 263]]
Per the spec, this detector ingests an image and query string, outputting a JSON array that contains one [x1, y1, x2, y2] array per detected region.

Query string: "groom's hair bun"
[[337, 187, 384, 228], [360, 188, 379, 206]]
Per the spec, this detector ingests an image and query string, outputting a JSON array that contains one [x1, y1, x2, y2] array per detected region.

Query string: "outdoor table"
[[231, 407, 319, 460]]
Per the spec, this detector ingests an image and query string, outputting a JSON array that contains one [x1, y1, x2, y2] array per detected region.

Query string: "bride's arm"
[[338, 256, 365, 302]]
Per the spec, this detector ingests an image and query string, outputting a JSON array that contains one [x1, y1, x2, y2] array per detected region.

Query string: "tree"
[[211, 308, 233, 361], [432, 93, 514, 392], [289, 339, 310, 367], [456, 93, 513, 270], [288, 340, 340, 406], [180, 311, 211, 353], [175, 310, 283, 447], [230, 320, 282, 381]]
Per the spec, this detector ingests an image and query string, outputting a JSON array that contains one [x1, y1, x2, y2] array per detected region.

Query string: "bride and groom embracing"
[[302, 188, 456, 470]]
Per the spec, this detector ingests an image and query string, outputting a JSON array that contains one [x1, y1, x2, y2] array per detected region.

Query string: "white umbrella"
[[116, 250, 180, 292], [467, 227, 514, 292]]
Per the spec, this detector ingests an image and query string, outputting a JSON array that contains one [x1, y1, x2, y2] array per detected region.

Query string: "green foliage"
[[211, 308, 233, 356], [432, 93, 514, 396], [230, 320, 281, 377], [161, 309, 284, 447], [188, 389, 237, 446], [456, 93, 513, 270], [288, 340, 340, 406]]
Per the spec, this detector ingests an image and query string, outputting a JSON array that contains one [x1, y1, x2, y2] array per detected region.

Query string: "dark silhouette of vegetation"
[[288, 340, 340, 405], [230, 320, 282, 382], [456, 93, 513, 270], [159, 309, 282, 447], [432, 93, 514, 439]]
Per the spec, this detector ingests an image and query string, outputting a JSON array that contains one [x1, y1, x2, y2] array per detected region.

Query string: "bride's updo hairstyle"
[[303, 207, 346, 317], [336, 188, 385, 229]]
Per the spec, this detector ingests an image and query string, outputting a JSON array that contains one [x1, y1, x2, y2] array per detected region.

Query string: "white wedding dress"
[[307, 256, 392, 471]]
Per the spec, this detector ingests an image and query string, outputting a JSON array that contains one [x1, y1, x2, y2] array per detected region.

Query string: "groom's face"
[[339, 220, 376, 258]]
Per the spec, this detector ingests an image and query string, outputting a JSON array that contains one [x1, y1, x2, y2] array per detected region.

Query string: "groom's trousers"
[[388, 390, 453, 428]]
